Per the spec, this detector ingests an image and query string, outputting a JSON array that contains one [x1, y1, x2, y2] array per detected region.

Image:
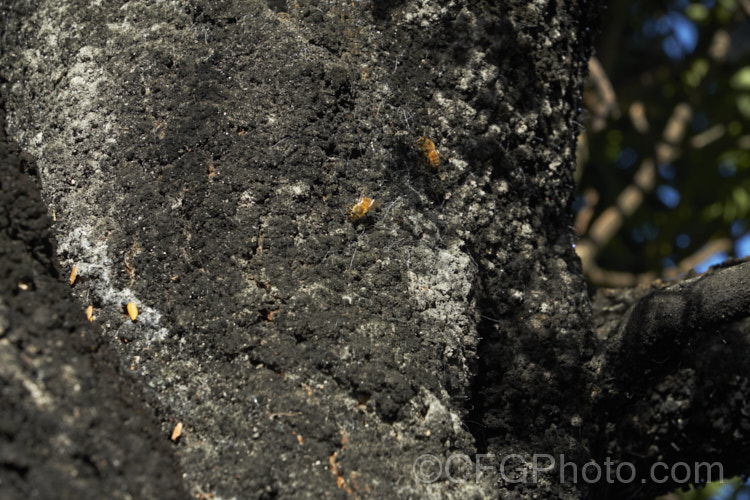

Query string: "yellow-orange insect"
[[414, 136, 446, 170], [348, 196, 381, 221], [126, 302, 139, 322], [171, 421, 184, 441]]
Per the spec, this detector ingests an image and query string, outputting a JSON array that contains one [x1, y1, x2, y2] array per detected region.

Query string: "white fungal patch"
[[58, 227, 168, 342]]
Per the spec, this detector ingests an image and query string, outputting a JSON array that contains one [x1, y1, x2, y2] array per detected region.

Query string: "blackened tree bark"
[[1, 0, 747, 498], [0, 120, 186, 499]]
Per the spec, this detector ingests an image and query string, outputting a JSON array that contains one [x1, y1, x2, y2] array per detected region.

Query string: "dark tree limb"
[[591, 259, 750, 498]]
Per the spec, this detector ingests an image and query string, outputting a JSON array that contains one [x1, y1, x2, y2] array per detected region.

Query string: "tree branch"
[[590, 259, 750, 498]]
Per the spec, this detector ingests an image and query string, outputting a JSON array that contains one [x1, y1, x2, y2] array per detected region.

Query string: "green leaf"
[[736, 94, 750, 120], [703, 202, 724, 220], [686, 4, 709, 21], [684, 58, 709, 88], [730, 67, 750, 90], [732, 186, 750, 214]]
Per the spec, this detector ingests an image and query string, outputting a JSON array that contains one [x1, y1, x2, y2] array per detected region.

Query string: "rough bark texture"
[[0, 112, 185, 499], [591, 259, 750, 499], [1, 0, 747, 499]]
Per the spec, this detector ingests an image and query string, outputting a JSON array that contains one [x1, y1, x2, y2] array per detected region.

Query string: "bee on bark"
[[413, 136, 447, 171], [348, 196, 381, 221]]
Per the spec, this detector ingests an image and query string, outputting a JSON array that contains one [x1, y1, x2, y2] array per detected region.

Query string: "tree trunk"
[[1, 0, 747, 498]]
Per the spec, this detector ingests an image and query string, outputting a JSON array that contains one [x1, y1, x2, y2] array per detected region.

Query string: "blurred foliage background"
[[579, 1, 750, 499], [575, 0, 750, 288]]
